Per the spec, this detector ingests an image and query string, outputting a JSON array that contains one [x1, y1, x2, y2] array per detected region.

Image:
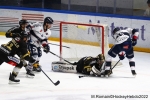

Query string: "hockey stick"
[[48, 43, 70, 49], [79, 74, 99, 78], [48, 51, 74, 65], [79, 75, 88, 78], [40, 68, 60, 86], [41, 46, 74, 65], [111, 60, 121, 70]]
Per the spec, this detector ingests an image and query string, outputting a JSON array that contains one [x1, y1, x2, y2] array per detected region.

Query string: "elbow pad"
[[132, 29, 138, 35], [132, 29, 139, 40], [5, 31, 13, 38]]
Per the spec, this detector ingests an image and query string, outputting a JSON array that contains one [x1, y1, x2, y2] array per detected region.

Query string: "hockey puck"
[[79, 76, 84, 78]]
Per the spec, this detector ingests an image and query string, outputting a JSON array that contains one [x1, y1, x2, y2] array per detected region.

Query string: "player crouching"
[[52, 54, 109, 77]]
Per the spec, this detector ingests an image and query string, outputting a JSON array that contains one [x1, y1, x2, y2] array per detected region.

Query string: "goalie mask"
[[96, 54, 105, 65]]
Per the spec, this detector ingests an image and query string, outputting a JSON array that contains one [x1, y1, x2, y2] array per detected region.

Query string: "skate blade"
[[33, 70, 41, 73], [105, 75, 110, 78], [9, 80, 20, 84], [100, 75, 105, 77], [26, 74, 34, 78], [133, 75, 136, 77]]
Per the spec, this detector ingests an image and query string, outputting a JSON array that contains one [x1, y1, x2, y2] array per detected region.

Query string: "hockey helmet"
[[19, 19, 28, 25], [147, 0, 150, 4], [44, 17, 53, 24], [113, 27, 121, 35]]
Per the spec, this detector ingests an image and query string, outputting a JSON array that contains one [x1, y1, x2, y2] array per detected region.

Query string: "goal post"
[[59, 21, 109, 61]]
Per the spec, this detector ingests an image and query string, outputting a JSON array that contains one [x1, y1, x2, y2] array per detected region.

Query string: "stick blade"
[[54, 80, 60, 86]]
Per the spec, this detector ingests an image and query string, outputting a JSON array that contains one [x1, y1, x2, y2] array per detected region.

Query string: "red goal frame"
[[59, 21, 105, 57]]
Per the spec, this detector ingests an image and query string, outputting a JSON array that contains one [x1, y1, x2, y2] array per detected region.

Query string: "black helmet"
[[19, 19, 28, 25], [113, 27, 121, 34], [147, 0, 150, 4], [44, 17, 53, 24]]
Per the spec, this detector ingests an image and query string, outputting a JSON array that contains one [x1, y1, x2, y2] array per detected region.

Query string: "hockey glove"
[[26, 24, 32, 31], [118, 54, 125, 60], [12, 33, 21, 38], [132, 39, 137, 46], [82, 66, 92, 75], [43, 44, 50, 53]]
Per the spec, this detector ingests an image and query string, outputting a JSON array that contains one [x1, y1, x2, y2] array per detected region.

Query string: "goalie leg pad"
[[52, 61, 77, 73]]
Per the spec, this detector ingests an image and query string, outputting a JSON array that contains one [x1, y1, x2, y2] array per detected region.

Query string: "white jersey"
[[27, 22, 51, 47], [113, 28, 139, 44]]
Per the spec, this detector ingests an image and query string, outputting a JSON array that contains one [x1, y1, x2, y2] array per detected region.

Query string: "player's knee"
[[38, 48, 42, 57], [16, 61, 24, 68], [108, 51, 117, 58], [126, 53, 134, 59]]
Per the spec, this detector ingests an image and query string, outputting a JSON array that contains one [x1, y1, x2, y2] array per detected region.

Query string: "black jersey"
[[0, 37, 29, 60], [5, 26, 25, 38], [76, 56, 100, 74]]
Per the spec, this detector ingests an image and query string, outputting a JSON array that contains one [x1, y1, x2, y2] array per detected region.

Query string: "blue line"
[[0, 6, 150, 21]]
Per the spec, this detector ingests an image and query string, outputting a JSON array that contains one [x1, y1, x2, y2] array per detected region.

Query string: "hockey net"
[[59, 21, 109, 61]]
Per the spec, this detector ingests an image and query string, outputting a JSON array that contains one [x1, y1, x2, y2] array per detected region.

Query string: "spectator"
[[144, 0, 150, 17]]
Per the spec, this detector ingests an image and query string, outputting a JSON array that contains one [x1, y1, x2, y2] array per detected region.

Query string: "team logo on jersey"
[[123, 45, 129, 49]]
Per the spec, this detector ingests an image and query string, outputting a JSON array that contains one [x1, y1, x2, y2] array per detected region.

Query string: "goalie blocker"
[[51, 54, 106, 76]]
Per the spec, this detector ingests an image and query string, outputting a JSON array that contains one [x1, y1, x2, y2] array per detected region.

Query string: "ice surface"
[[0, 36, 150, 100]]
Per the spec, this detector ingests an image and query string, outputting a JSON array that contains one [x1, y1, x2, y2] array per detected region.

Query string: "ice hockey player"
[[52, 54, 106, 76], [0, 28, 36, 83], [26, 17, 53, 72], [5, 19, 29, 66], [103, 27, 139, 77]]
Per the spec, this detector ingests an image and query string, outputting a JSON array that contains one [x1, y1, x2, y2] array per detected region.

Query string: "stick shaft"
[[48, 43, 70, 48], [49, 51, 74, 65], [40, 68, 58, 85]]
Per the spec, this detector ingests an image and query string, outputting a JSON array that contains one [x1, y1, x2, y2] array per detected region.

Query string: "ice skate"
[[131, 70, 137, 77], [26, 69, 35, 78], [99, 71, 105, 77], [9, 73, 20, 84], [104, 70, 111, 77]]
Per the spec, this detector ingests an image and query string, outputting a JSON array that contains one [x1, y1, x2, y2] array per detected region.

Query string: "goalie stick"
[[40, 67, 60, 86]]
